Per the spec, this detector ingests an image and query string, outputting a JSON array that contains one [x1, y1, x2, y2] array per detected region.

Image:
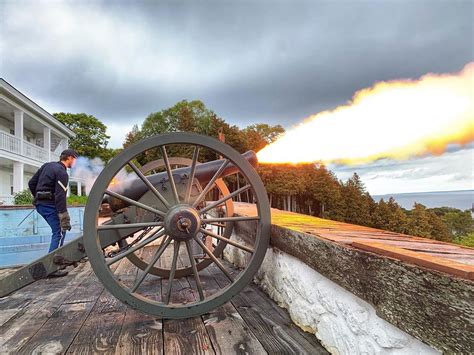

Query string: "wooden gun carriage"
[[0, 133, 271, 319]]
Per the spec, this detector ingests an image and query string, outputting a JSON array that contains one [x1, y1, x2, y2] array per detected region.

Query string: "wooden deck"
[[0, 244, 327, 354]]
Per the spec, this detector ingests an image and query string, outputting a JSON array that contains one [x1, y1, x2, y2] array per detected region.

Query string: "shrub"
[[453, 233, 474, 248], [14, 189, 34, 205], [67, 194, 88, 206]]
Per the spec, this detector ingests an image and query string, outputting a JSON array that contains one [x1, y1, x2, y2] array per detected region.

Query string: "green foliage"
[[407, 203, 432, 238], [67, 194, 88, 206], [453, 232, 474, 247], [54, 112, 113, 162], [241, 124, 285, 152], [440, 210, 473, 237], [123, 100, 285, 165], [340, 173, 373, 226], [14, 189, 34, 205]]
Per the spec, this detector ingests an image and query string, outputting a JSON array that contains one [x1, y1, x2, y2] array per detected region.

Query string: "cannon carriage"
[[0, 133, 271, 319]]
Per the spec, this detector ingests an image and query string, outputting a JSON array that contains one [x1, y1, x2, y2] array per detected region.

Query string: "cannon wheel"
[[119, 156, 234, 278], [83, 133, 270, 318]]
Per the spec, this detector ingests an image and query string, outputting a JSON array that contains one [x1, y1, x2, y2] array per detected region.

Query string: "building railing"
[[0, 131, 21, 155], [0, 131, 50, 163], [23, 140, 49, 161]]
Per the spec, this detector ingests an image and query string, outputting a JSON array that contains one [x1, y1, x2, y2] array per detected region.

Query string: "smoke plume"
[[257, 63, 474, 165]]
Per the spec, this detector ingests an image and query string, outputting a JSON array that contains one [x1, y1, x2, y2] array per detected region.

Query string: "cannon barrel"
[[106, 150, 257, 211]]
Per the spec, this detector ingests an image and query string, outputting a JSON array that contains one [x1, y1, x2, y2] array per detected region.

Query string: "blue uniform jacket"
[[28, 161, 69, 213]]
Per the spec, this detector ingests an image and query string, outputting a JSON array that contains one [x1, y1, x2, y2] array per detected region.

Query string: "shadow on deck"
[[0, 244, 327, 354]]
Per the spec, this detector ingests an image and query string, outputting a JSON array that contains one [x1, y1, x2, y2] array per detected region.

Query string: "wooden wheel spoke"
[[104, 189, 166, 217], [165, 241, 181, 304], [194, 236, 234, 282], [131, 236, 171, 293], [184, 146, 200, 204], [160, 145, 180, 204], [106, 228, 165, 266], [98, 221, 164, 231], [199, 184, 251, 214], [128, 161, 171, 209], [185, 239, 205, 301], [200, 228, 254, 254], [192, 159, 230, 208]]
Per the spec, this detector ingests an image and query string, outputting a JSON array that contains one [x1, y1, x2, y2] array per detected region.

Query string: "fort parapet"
[[227, 203, 473, 354]]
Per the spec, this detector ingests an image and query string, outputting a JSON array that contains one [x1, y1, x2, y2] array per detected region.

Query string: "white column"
[[13, 162, 24, 193], [14, 110, 24, 155], [43, 126, 51, 161], [77, 181, 82, 196]]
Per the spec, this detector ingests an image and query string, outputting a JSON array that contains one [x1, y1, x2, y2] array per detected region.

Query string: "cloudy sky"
[[1, 0, 472, 194]]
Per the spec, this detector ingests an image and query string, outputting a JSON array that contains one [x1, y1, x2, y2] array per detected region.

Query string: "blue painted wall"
[[0, 206, 85, 267]]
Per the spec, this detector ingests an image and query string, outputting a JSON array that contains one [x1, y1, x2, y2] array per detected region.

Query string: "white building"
[[0, 79, 80, 204]]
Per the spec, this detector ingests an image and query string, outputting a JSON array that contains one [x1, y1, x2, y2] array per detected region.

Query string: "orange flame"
[[257, 63, 474, 165], [109, 177, 118, 187]]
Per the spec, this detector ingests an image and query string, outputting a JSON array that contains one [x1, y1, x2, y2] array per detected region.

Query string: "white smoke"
[[70, 157, 105, 194], [70, 156, 137, 195]]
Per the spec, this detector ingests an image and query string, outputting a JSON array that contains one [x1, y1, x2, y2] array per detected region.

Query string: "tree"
[[242, 123, 285, 152], [54, 112, 111, 161], [340, 173, 373, 226], [123, 124, 141, 148], [438, 210, 474, 237], [427, 210, 452, 242], [385, 197, 410, 234], [407, 203, 432, 238]]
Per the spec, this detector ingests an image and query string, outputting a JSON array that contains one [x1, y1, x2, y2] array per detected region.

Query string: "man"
[[28, 149, 78, 276]]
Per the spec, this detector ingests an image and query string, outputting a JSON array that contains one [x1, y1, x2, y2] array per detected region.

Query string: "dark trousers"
[[36, 204, 66, 252]]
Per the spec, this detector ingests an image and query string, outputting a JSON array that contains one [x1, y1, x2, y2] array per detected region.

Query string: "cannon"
[[0, 133, 270, 318]]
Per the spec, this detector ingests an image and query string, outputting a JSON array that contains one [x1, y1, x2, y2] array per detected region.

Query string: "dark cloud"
[[1, 0, 472, 132]]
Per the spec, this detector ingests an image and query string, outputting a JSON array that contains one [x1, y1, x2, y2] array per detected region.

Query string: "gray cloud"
[[1, 0, 472, 130], [330, 147, 473, 194]]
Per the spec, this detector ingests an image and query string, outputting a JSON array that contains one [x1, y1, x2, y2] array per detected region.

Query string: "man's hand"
[[58, 211, 72, 232]]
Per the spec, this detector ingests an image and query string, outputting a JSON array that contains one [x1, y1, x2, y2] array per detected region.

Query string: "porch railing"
[[0, 131, 21, 155], [0, 131, 50, 163], [23, 140, 49, 161]]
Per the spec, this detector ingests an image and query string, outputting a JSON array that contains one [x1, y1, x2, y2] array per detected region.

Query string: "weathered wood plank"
[[161, 242, 215, 355], [352, 241, 474, 279], [64, 255, 124, 304], [66, 286, 129, 353], [117, 309, 164, 355], [66, 310, 126, 354], [63, 275, 104, 304], [202, 312, 267, 355], [135, 246, 163, 302], [0, 297, 32, 327], [66, 259, 135, 354], [210, 264, 328, 354], [0, 299, 58, 352], [163, 317, 214, 355], [18, 302, 95, 354], [175, 246, 265, 354], [0, 263, 94, 353], [236, 282, 328, 352]]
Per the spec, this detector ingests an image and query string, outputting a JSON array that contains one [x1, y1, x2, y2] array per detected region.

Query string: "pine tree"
[[407, 203, 432, 238]]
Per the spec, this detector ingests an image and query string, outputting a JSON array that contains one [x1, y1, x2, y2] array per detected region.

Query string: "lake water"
[[373, 190, 474, 211]]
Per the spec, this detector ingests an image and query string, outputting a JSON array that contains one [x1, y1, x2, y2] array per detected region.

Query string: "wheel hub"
[[164, 205, 201, 240]]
